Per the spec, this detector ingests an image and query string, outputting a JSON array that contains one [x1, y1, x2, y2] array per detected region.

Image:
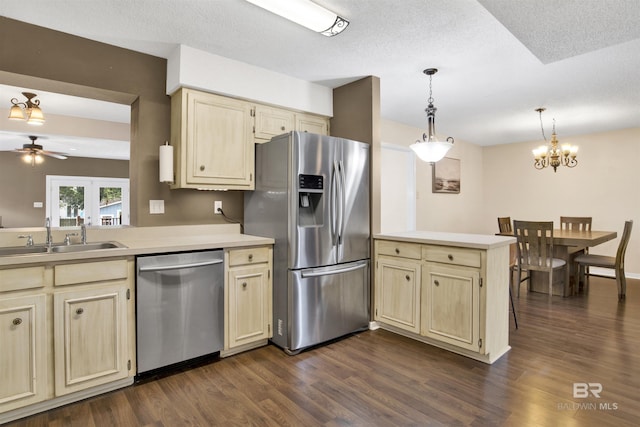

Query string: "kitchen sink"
[[0, 241, 126, 256], [50, 241, 126, 253]]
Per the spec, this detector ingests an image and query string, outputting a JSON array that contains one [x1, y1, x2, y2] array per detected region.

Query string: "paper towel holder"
[[159, 141, 174, 184]]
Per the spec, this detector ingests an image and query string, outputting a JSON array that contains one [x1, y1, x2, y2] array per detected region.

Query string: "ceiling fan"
[[14, 135, 67, 165]]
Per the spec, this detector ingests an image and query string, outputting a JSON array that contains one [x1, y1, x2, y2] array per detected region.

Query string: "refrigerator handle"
[[301, 261, 367, 278], [330, 160, 339, 246], [338, 160, 346, 245]]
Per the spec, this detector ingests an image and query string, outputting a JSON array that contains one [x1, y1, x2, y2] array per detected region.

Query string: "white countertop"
[[374, 230, 515, 250], [0, 224, 273, 267]]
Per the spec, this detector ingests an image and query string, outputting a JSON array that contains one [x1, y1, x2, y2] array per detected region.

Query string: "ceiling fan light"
[[8, 104, 25, 120], [26, 106, 45, 125]]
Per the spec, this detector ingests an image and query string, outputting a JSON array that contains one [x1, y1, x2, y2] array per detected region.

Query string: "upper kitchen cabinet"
[[171, 88, 255, 190], [254, 105, 329, 143]]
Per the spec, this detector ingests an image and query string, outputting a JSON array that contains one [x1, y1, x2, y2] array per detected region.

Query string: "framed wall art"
[[432, 157, 460, 194]]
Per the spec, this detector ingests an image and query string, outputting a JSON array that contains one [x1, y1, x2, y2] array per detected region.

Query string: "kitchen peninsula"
[[373, 231, 515, 364]]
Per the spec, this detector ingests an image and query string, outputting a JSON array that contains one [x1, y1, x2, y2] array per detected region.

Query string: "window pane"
[[99, 186, 123, 225], [59, 186, 85, 226]]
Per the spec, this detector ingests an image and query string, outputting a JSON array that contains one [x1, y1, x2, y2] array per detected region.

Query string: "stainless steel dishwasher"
[[136, 250, 224, 374]]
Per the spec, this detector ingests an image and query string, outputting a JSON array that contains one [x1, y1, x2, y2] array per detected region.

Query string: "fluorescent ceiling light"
[[245, 0, 349, 36]]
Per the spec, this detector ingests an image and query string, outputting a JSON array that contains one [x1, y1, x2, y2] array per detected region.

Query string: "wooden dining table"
[[498, 229, 617, 296]]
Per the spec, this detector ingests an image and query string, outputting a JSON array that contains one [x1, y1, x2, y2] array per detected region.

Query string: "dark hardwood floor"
[[6, 277, 640, 427]]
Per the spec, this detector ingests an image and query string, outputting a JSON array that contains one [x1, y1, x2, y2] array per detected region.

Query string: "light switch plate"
[[33, 201, 43, 208], [149, 200, 165, 214]]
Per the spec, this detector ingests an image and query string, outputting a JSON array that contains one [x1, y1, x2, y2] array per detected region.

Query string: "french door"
[[46, 176, 129, 226]]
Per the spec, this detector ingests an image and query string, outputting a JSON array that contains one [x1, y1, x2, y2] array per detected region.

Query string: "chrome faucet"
[[18, 234, 34, 246], [45, 217, 53, 248], [80, 223, 87, 244]]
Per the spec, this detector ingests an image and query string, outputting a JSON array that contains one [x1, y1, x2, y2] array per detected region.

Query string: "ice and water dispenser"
[[298, 174, 323, 226]]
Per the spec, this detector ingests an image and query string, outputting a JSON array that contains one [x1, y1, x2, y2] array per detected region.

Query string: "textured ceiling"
[[1, 0, 639, 153]]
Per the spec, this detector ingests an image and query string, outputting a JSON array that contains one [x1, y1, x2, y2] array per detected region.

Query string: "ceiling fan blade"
[[41, 150, 68, 160]]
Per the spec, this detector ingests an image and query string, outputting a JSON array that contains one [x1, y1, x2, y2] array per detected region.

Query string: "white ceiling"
[[1, 0, 639, 149]]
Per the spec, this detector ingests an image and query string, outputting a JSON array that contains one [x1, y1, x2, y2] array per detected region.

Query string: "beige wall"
[[482, 127, 640, 275], [381, 119, 485, 233]]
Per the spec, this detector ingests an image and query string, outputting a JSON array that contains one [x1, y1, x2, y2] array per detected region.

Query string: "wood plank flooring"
[[6, 277, 640, 427]]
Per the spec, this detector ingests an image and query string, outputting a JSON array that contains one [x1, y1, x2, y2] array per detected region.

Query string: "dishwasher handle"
[[138, 258, 223, 273]]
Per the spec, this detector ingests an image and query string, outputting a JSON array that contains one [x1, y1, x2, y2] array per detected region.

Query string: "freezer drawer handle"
[[301, 262, 367, 278], [139, 258, 223, 273]]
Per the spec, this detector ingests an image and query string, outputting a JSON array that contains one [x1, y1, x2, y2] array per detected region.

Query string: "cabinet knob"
[[12, 318, 22, 326], [395, 248, 400, 254], [248, 254, 253, 261], [434, 280, 440, 286], [200, 165, 205, 171], [76, 308, 84, 315], [281, 126, 286, 131], [405, 275, 411, 281], [448, 254, 454, 261], [242, 282, 247, 288]]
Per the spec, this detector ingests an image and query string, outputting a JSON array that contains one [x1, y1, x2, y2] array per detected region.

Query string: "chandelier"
[[8, 92, 45, 125], [532, 108, 577, 172], [410, 68, 454, 163]]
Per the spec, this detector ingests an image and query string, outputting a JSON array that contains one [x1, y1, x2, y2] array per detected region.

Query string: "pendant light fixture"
[[245, 0, 349, 36], [410, 68, 454, 163], [8, 92, 45, 125], [532, 108, 578, 172]]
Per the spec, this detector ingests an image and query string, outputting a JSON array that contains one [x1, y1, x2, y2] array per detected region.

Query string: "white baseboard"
[[589, 267, 640, 280], [369, 321, 380, 330]]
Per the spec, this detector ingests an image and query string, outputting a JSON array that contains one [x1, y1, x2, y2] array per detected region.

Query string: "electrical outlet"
[[214, 201, 222, 214]]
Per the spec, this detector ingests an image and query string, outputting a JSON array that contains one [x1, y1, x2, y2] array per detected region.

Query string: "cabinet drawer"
[[376, 240, 421, 260], [228, 247, 270, 267], [55, 259, 128, 286], [0, 266, 48, 292], [423, 246, 481, 268]]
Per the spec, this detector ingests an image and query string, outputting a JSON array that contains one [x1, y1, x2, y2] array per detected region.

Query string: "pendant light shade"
[[410, 68, 454, 163]]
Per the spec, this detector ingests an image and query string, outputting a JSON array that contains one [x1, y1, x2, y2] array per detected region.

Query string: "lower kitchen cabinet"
[[224, 246, 273, 355], [374, 237, 511, 364], [0, 294, 47, 413], [53, 285, 129, 396], [0, 258, 135, 424]]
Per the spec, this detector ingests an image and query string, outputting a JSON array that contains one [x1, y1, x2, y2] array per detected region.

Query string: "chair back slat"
[[560, 216, 592, 231]]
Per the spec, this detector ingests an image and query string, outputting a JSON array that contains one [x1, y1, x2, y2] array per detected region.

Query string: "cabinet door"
[[0, 295, 47, 412], [422, 264, 480, 352], [375, 256, 422, 334], [54, 285, 129, 396], [254, 105, 294, 140], [185, 90, 254, 188], [295, 113, 329, 135], [228, 264, 271, 348]]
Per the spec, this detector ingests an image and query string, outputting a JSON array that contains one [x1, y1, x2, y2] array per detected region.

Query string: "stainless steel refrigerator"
[[244, 131, 370, 354]]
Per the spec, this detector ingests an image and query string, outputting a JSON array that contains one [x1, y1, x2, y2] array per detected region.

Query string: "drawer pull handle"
[[405, 275, 410, 281], [448, 254, 454, 261], [395, 248, 400, 254], [12, 318, 22, 326], [242, 282, 247, 288], [76, 308, 84, 315], [248, 254, 253, 261], [434, 280, 440, 286]]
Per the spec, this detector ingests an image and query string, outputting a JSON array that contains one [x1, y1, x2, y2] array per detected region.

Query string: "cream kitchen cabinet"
[[0, 258, 135, 424], [223, 246, 273, 356], [253, 105, 294, 140], [295, 112, 329, 135], [171, 88, 255, 190], [422, 246, 481, 352], [0, 294, 47, 413], [374, 240, 422, 334], [373, 233, 512, 364], [53, 284, 129, 396]]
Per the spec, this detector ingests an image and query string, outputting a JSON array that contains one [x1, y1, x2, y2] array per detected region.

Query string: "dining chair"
[[575, 220, 633, 301], [498, 217, 512, 233], [513, 220, 567, 297]]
